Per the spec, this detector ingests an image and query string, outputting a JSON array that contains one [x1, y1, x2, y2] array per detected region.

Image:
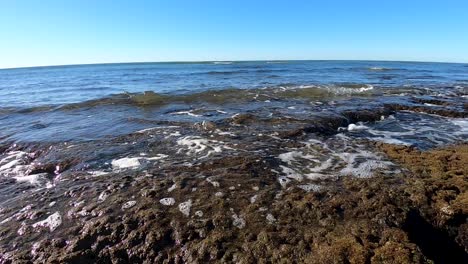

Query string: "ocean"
[[0, 60, 467, 261], [1, 60, 467, 143]]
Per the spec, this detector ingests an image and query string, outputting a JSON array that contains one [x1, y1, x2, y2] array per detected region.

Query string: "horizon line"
[[1, 58, 467, 70]]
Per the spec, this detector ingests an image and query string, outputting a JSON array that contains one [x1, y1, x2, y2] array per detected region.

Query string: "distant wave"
[[197, 69, 288, 75], [280, 84, 375, 95], [205, 70, 248, 75], [368, 67, 393, 71], [212, 62, 233, 65]]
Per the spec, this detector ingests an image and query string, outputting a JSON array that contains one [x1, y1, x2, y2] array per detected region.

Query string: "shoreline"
[[0, 141, 466, 263]]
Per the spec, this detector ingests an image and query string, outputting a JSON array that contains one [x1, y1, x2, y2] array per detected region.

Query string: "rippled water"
[[1, 60, 467, 142], [1, 61, 467, 107]]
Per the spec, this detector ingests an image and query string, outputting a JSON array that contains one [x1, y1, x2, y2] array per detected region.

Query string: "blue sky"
[[1, 0, 467, 68]]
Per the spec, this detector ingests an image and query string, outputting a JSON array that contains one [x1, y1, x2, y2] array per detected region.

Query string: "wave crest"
[[4, 84, 378, 113]]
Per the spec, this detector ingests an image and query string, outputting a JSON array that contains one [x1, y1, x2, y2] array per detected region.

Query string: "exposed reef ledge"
[[1, 143, 466, 263]]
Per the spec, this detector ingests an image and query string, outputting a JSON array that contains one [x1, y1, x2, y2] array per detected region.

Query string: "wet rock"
[[194, 121, 217, 131], [386, 103, 467, 118], [0, 113, 466, 263], [230, 113, 256, 125], [342, 107, 393, 123]]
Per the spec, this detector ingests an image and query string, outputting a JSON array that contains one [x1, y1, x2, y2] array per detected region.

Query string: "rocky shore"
[[0, 140, 465, 263]]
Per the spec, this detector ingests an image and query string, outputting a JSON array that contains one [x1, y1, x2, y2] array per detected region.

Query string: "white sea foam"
[[0, 151, 34, 177], [332, 84, 374, 94], [0, 151, 55, 188], [178, 200, 192, 216], [266, 213, 276, 223], [167, 183, 177, 192], [122, 200, 137, 209], [32, 212, 62, 232], [278, 176, 291, 188], [292, 84, 374, 94], [279, 165, 304, 181], [215, 129, 236, 136], [338, 150, 394, 178], [165, 131, 181, 138], [135, 127, 160, 133], [135, 126, 180, 134], [13, 173, 48, 186], [364, 113, 466, 146], [277, 136, 397, 184], [88, 170, 109, 177], [231, 214, 246, 229], [250, 195, 258, 204], [98, 191, 110, 202], [213, 61, 233, 64], [160, 197, 175, 206], [297, 184, 322, 192], [369, 67, 391, 71], [278, 151, 318, 164], [206, 176, 220, 187], [347, 123, 369, 131], [365, 126, 416, 146], [146, 154, 168, 160], [171, 110, 202, 117], [111, 154, 168, 170], [279, 147, 336, 180], [111, 157, 141, 169], [450, 118, 468, 135], [177, 136, 232, 159]]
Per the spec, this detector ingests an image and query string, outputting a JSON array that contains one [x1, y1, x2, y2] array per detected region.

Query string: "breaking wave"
[[2, 84, 379, 114]]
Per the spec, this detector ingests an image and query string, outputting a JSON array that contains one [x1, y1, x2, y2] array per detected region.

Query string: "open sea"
[[0, 60, 467, 261], [1, 60, 467, 142]]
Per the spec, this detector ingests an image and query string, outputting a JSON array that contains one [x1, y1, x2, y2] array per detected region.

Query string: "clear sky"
[[1, 0, 468, 68]]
